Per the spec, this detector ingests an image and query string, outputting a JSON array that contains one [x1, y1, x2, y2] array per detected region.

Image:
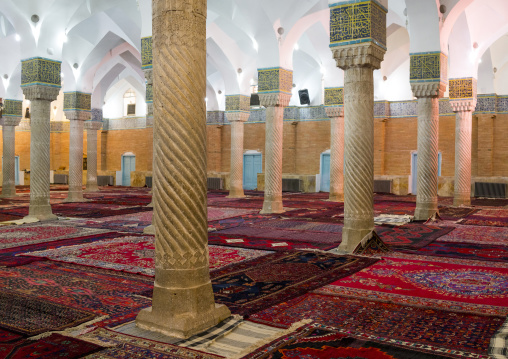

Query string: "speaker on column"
[[298, 89, 310, 105]]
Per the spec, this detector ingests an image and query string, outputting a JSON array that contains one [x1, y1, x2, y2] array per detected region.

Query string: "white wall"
[[103, 82, 147, 119]]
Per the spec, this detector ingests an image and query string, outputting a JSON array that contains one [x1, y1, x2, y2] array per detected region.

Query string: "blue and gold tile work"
[[374, 101, 389, 118], [206, 111, 225, 124], [497, 96, 508, 113], [21, 57, 61, 88], [2, 99, 23, 117], [146, 84, 153, 104], [474, 94, 496, 114], [449, 77, 476, 99], [225, 95, 250, 113], [91, 108, 103, 122], [389, 100, 417, 118], [63, 92, 92, 112], [410, 52, 447, 84], [141, 36, 153, 70], [257, 67, 293, 95], [329, 0, 387, 49], [324, 87, 344, 106], [439, 98, 454, 116]]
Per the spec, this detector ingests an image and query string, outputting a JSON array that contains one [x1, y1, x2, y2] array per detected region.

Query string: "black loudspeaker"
[[250, 93, 260, 106], [298, 89, 310, 105]]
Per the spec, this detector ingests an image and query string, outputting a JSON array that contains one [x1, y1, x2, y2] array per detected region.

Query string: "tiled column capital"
[[225, 112, 249, 123], [410, 52, 447, 98], [257, 67, 293, 107], [259, 93, 291, 108], [1, 99, 23, 126], [21, 57, 61, 101], [449, 77, 477, 112], [325, 106, 343, 118], [64, 92, 92, 121]]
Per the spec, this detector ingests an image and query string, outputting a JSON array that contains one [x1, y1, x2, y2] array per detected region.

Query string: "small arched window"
[[123, 89, 136, 116]]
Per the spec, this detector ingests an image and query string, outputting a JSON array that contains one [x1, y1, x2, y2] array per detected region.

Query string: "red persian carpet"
[[375, 224, 455, 249]]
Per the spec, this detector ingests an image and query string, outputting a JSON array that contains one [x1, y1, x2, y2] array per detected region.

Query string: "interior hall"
[[0, 0, 507, 358]]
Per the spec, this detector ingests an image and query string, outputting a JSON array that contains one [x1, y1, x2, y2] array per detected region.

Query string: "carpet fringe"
[[28, 315, 109, 341], [229, 319, 312, 359], [193, 314, 244, 351]]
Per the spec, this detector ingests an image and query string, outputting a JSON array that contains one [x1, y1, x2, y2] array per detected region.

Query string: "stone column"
[[329, 0, 387, 252], [136, 0, 230, 338], [324, 89, 344, 202], [410, 52, 447, 220], [449, 78, 477, 207], [226, 94, 250, 198], [21, 58, 61, 221], [84, 120, 102, 192], [1, 100, 23, 198], [257, 68, 293, 214]]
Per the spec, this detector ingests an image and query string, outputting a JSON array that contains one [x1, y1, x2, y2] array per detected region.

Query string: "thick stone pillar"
[[325, 88, 345, 202], [257, 68, 293, 214], [64, 92, 91, 202], [84, 120, 102, 192], [410, 52, 447, 220], [449, 78, 477, 206], [226, 95, 250, 198], [329, 0, 387, 252], [21, 57, 61, 221], [136, 0, 230, 338], [1, 100, 23, 198]]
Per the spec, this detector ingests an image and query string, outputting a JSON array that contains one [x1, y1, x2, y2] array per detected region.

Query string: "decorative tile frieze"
[[439, 98, 454, 115], [225, 95, 250, 113], [91, 108, 103, 122], [2, 99, 23, 117], [497, 96, 508, 113], [63, 92, 92, 112], [374, 100, 390, 118], [329, 0, 387, 50], [146, 84, 153, 103], [324, 87, 344, 106], [206, 111, 225, 124], [449, 77, 476, 100], [141, 36, 153, 70], [389, 100, 417, 118], [410, 52, 447, 85], [474, 94, 497, 114], [284, 107, 300, 120], [257, 67, 293, 95], [21, 57, 61, 88]]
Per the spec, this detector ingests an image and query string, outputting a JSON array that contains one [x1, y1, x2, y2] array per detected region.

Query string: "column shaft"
[[454, 110, 472, 206], [2, 126, 17, 197], [415, 97, 440, 220], [329, 115, 344, 202], [340, 66, 375, 251], [86, 128, 99, 192], [136, 0, 230, 338], [261, 105, 285, 214], [66, 119, 85, 202], [228, 119, 246, 198]]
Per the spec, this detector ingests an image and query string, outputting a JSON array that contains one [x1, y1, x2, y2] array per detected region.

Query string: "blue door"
[[243, 153, 262, 190], [411, 152, 442, 195], [121, 155, 136, 186], [320, 153, 330, 192], [15, 156, 19, 185]]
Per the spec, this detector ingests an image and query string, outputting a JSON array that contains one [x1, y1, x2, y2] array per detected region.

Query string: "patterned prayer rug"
[[24, 236, 272, 276], [471, 198, 508, 207], [353, 232, 391, 256], [207, 207, 258, 221], [208, 214, 276, 231], [252, 219, 343, 233], [438, 206, 477, 220], [249, 293, 504, 356], [215, 226, 341, 244], [1, 203, 140, 218], [375, 224, 455, 248], [0, 223, 111, 250], [0, 213, 24, 223], [457, 218, 508, 227], [81, 328, 224, 359], [328, 256, 508, 307], [0, 334, 103, 359], [210, 251, 379, 316], [279, 208, 345, 223], [0, 291, 96, 336], [208, 233, 338, 252], [243, 323, 460, 359], [0, 261, 153, 329], [404, 241, 508, 263], [0, 329, 23, 344], [437, 225, 508, 245], [490, 316, 508, 359], [73, 219, 152, 233], [208, 197, 264, 209], [374, 200, 416, 215], [473, 208, 508, 218]]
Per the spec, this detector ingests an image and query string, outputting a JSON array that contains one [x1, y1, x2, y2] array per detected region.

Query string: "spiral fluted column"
[[65, 112, 88, 202], [227, 112, 249, 198], [1, 116, 22, 198], [325, 106, 344, 202], [22, 86, 60, 221], [84, 121, 102, 192], [136, 0, 230, 338]]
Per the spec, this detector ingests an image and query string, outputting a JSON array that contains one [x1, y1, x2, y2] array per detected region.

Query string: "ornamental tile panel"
[[141, 37, 153, 69], [497, 96, 508, 113], [21, 57, 61, 87], [225, 95, 250, 112], [329, 0, 387, 49], [63, 92, 92, 111], [3, 100, 23, 117], [248, 109, 266, 123], [284, 107, 300, 120], [325, 87, 344, 106], [389, 100, 417, 118], [474, 95, 497, 114], [206, 111, 224, 124], [410, 52, 447, 83], [258, 68, 293, 94], [449, 78, 476, 100], [146, 84, 153, 103], [91, 108, 103, 122], [374, 101, 389, 118], [439, 98, 454, 115]]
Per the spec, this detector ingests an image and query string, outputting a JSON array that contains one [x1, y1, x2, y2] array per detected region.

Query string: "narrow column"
[[136, 0, 230, 338], [329, 0, 387, 252], [226, 95, 250, 198], [64, 92, 91, 202], [1, 100, 23, 198], [449, 78, 477, 207], [257, 68, 293, 214], [325, 88, 344, 202], [84, 120, 102, 192], [21, 58, 61, 221], [410, 52, 447, 220]]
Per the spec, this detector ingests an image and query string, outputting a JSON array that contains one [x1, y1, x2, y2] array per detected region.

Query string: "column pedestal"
[[65, 112, 89, 202], [227, 112, 249, 198], [84, 121, 102, 193], [1, 117, 22, 198], [325, 106, 344, 202], [22, 86, 60, 222]]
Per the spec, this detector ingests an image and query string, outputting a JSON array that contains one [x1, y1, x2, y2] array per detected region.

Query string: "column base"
[[136, 282, 231, 339], [64, 192, 89, 203], [143, 224, 155, 235], [85, 184, 99, 193], [260, 199, 284, 214], [453, 196, 471, 207], [24, 205, 58, 222], [328, 193, 344, 202], [339, 227, 373, 253], [147, 201, 154, 208], [227, 192, 245, 199], [414, 206, 439, 221], [1, 189, 17, 198]]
